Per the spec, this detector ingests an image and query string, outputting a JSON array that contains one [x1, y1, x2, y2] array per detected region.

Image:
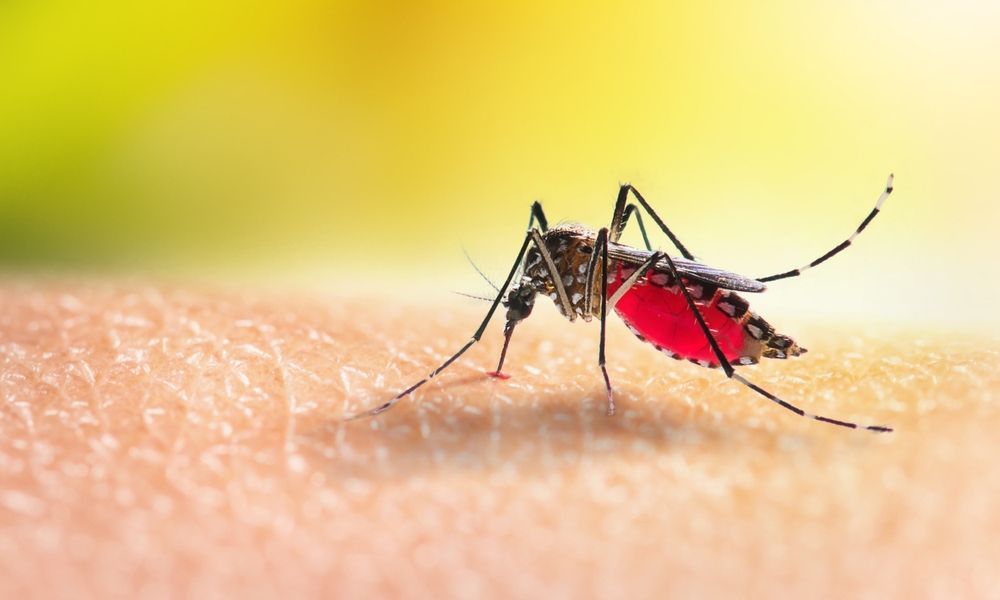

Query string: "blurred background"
[[1, 0, 998, 327]]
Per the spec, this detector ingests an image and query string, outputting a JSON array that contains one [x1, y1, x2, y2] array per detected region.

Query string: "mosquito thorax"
[[522, 225, 601, 321]]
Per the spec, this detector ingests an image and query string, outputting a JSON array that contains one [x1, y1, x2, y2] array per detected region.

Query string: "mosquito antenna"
[[451, 290, 495, 303], [462, 247, 500, 292]]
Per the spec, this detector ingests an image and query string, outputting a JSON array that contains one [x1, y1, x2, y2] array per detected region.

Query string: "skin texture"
[[1, 280, 998, 599]]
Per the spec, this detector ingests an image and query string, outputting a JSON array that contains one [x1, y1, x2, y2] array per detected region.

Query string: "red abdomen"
[[607, 265, 749, 367]]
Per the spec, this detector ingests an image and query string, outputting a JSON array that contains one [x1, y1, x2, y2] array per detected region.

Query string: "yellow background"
[[1, 1, 998, 325]]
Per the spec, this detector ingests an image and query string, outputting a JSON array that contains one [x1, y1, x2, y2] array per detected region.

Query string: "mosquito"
[[347, 175, 896, 432]]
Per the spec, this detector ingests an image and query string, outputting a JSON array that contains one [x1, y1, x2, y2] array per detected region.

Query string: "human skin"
[[0, 280, 998, 598]]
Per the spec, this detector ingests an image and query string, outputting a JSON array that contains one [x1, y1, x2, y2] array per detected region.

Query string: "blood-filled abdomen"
[[606, 264, 762, 367]]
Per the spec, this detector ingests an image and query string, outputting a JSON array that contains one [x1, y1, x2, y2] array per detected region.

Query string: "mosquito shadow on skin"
[[301, 389, 780, 481]]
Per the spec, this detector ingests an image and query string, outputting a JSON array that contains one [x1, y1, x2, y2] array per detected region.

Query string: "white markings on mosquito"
[[876, 173, 894, 210], [650, 343, 683, 361], [571, 292, 583, 305], [760, 174, 894, 282], [747, 324, 764, 339]]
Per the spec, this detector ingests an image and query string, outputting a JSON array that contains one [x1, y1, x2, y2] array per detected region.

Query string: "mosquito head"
[[502, 284, 537, 324]]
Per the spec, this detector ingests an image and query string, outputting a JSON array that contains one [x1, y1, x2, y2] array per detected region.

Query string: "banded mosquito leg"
[[757, 174, 894, 283], [589, 228, 616, 415], [609, 184, 697, 260], [342, 232, 534, 421], [656, 253, 894, 433], [587, 232, 665, 416]]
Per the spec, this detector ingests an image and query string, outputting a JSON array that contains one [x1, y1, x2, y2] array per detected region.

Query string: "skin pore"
[[1, 279, 998, 597]]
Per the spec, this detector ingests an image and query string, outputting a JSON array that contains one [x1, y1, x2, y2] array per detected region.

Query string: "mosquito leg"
[[609, 184, 697, 260], [657, 252, 894, 433], [593, 229, 671, 416], [619, 205, 653, 251], [527, 200, 549, 233], [583, 226, 605, 317], [584, 230, 665, 416], [601, 184, 652, 250], [584, 228, 664, 316], [342, 232, 534, 421], [590, 228, 616, 415], [757, 174, 894, 283], [600, 252, 666, 416]]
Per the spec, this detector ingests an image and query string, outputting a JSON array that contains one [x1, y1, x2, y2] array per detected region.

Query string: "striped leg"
[[342, 232, 534, 420], [657, 253, 894, 433], [588, 230, 666, 416], [590, 228, 616, 415], [757, 174, 894, 283]]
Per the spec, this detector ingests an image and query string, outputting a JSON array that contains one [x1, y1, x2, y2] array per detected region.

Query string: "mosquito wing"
[[607, 245, 766, 293]]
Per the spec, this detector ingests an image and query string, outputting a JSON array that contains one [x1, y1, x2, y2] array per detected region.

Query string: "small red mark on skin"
[[609, 266, 747, 364], [486, 371, 512, 380]]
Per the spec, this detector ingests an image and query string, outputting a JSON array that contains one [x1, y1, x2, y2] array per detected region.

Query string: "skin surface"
[[1, 280, 998, 599]]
